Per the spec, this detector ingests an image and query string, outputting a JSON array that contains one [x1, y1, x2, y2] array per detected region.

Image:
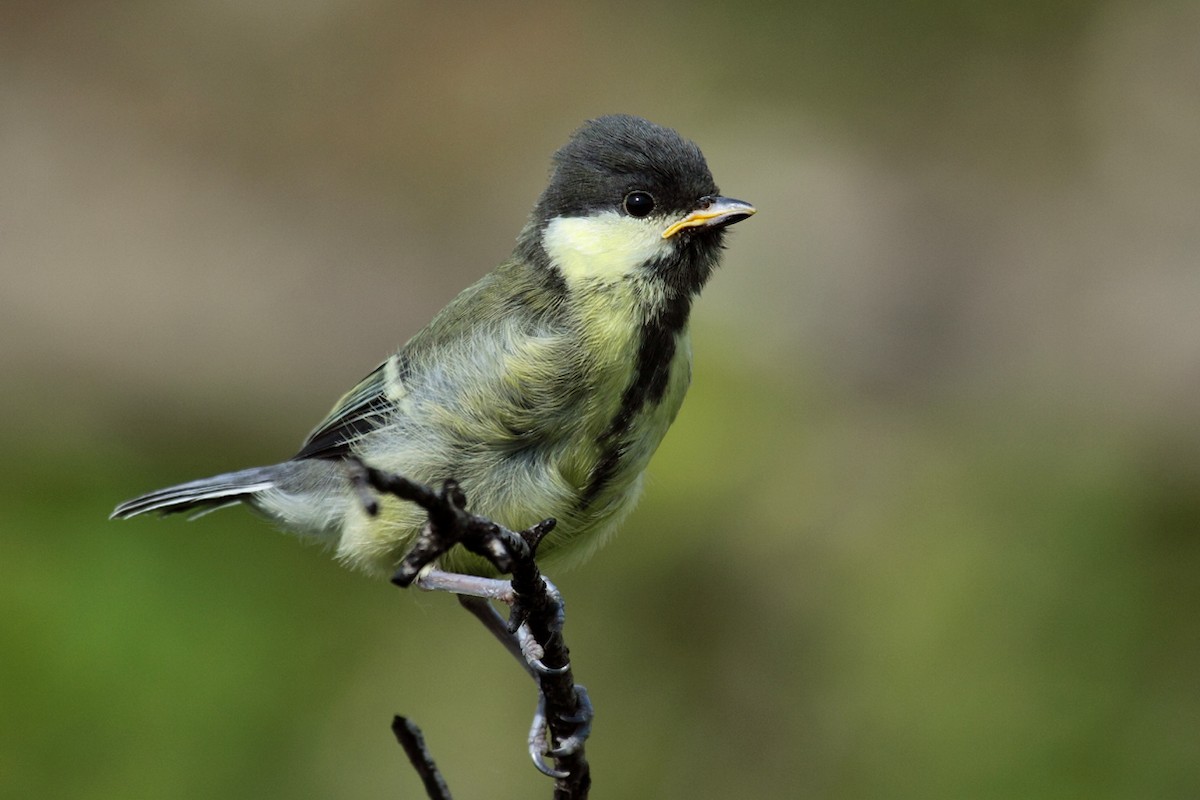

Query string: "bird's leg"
[[510, 576, 592, 767], [546, 685, 593, 759], [414, 568, 560, 676], [414, 568, 529, 670], [415, 567, 514, 603], [415, 568, 592, 770]]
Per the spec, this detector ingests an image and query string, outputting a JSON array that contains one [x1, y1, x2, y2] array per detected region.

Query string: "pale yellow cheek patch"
[[542, 212, 673, 282]]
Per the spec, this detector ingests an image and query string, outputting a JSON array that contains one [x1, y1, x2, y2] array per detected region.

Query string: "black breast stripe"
[[579, 290, 692, 508]]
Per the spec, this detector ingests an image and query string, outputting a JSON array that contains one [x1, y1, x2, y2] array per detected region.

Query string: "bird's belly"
[[333, 441, 640, 577], [333, 313, 690, 579]]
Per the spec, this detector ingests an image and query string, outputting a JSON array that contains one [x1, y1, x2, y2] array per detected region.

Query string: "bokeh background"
[[4, 1, 1198, 797]]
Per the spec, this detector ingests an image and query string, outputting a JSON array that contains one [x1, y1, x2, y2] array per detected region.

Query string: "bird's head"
[[519, 115, 754, 297]]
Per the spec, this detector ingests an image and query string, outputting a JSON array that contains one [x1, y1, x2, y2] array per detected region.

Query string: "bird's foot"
[[420, 569, 565, 677], [528, 686, 593, 777]]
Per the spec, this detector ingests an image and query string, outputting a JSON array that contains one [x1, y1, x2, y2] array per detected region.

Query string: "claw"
[[517, 623, 570, 675], [528, 696, 568, 778], [548, 737, 584, 759], [547, 686, 592, 757], [528, 657, 570, 676], [517, 624, 545, 662], [540, 578, 567, 632]]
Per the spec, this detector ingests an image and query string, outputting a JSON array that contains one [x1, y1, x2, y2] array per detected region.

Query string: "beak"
[[662, 196, 756, 239]]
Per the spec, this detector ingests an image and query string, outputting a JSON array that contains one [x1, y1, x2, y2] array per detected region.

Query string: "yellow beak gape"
[[661, 196, 756, 239]]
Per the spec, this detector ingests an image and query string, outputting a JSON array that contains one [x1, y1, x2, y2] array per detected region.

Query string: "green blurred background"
[[3, 1, 1198, 797]]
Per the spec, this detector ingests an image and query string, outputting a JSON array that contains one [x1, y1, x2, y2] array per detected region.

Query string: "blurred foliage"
[[4, 0, 1200, 798]]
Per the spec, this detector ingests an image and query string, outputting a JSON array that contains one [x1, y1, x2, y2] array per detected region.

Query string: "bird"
[[111, 114, 755, 580]]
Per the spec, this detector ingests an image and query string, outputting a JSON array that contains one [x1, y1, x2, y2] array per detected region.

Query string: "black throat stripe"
[[579, 289, 692, 508]]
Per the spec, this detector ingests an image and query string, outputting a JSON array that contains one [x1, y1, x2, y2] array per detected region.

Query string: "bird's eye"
[[622, 191, 656, 218]]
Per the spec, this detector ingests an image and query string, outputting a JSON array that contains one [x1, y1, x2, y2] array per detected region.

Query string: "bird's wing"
[[293, 260, 579, 463], [293, 360, 395, 460]]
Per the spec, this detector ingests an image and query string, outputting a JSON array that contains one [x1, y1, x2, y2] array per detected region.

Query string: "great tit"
[[112, 114, 755, 577]]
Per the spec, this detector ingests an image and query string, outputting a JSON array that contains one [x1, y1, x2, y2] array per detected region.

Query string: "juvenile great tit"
[[112, 114, 755, 577]]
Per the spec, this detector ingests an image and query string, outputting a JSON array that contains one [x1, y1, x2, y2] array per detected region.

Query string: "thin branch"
[[457, 595, 537, 678], [508, 535, 592, 799], [392, 716, 452, 800], [348, 459, 592, 799]]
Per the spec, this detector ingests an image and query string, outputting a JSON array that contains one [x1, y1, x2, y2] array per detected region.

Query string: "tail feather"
[[110, 467, 277, 520]]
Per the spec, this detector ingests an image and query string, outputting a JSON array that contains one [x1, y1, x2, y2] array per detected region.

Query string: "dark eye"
[[622, 191, 656, 218]]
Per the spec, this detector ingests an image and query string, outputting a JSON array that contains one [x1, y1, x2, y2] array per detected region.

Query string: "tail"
[[110, 466, 279, 520]]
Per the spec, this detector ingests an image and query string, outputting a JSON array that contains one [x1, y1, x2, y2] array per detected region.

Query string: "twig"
[[348, 459, 592, 798], [508, 530, 592, 799], [392, 716, 452, 800]]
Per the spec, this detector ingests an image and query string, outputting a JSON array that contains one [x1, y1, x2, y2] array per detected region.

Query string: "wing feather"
[[293, 360, 398, 460]]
